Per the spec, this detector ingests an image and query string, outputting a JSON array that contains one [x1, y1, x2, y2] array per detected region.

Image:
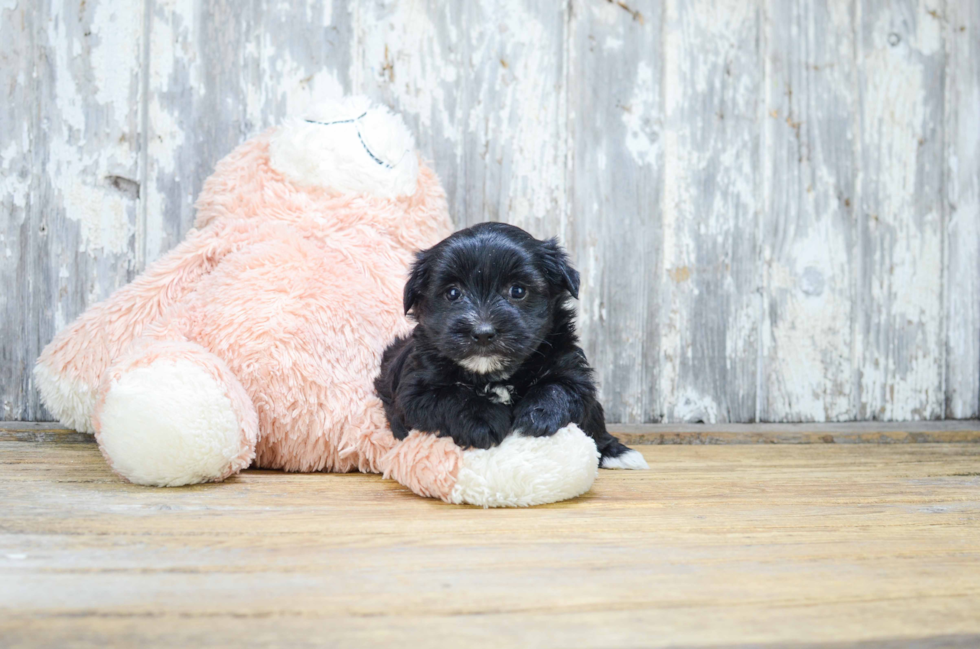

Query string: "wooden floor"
[[1, 428, 979, 648]]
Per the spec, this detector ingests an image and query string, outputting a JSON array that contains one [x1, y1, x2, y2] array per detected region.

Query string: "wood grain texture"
[[760, 0, 857, 422], [142, 0, 354, 263], [356, 0, 570, 238], [2, 0, 144, 421], [2, 437, 980, 647], [1, 0, 978, 423], [945, 0, 980, 419], [855, 0, 946, 420], [568, 0, 663, 423], [5, 420, 980, 445], [0, 0, 38, 421], [608, 419, 980, 445], [142, 0, 253, 262], [659, 0, 762, 422]]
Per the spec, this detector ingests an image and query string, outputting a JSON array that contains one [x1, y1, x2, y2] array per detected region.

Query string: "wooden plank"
[[240, 0, 353, 134], [1, 0, 144, 421], [567, 0, 663, 423], [143, 0, 250, 262], [0, 1, 38, 421], [944, 1, 980, 418], [3, 0, 979, 428], [3, 0, 358, 420], [610, 420, 980, 445], [142, 0, 353, 264], [659, 0, 763, 422], [0, 422, 96, 444], [355, 1, 569, 236], [759, 0, 857, 421], [1, 440, 979, 647], [855, 0, 945, 420], [5, 421, 979, 446]]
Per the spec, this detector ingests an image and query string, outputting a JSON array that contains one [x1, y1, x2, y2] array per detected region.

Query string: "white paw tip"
[[601, 448, 649, 470]]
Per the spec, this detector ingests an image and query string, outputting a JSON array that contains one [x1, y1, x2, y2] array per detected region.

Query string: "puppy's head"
[[403, 223, 580, 376]]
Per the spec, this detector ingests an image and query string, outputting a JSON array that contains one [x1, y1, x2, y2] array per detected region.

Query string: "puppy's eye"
[[509, 285, 527, 300], [445, 287, 462, 301]]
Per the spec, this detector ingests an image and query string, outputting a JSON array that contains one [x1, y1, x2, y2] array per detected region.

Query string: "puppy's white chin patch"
[[458, 356, 506, 374]]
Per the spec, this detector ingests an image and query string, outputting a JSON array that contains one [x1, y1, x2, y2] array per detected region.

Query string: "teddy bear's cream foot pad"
[[449, 425, 600, 508], [94, 343, 258, 487]]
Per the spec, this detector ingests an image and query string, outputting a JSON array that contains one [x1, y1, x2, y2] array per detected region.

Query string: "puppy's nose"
[[470, 323, 496, 345]]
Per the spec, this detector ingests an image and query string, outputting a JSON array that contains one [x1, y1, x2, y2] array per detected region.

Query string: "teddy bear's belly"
[[182, 234, 414, 472]]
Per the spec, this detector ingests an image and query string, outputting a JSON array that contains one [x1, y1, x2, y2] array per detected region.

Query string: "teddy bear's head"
[[269, 95, 420, 199], [192, 96, 450, 253]]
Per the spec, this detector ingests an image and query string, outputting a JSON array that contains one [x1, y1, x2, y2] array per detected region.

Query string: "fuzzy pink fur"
[[382, 432, 462, 499], [36, 131, 464, 500]]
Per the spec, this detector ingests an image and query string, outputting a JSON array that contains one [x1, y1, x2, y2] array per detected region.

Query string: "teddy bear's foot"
[[448, 424, 600, 507], [383, 423, 599, 507], [93, 341, 258, 487]]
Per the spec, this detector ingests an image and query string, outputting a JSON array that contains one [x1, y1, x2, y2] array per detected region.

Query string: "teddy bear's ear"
[[403, 249, 433, 316], [538, 237, 580, 299]]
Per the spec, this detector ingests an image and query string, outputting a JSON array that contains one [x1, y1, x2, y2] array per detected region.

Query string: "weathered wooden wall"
[[2, 0, 978, 424]]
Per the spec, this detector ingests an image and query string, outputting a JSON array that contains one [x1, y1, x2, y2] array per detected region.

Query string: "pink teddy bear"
[[34, 97, 600, 507]]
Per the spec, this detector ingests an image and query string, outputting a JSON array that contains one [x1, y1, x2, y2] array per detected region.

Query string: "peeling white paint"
[[660, 0, 760, 422], [245, 36, 346, 132], [758, 0, 859, 422], [44, 0, 141, 255], [90, 0, 143, 126], [671, 387, 720, 423], [362, 0, 567, 230], [603, 36, 623, 50], [49, 11, 85, 134], [622, 61, 658, 167], [143, 0, 197, 263], [0, 139, 29, 213], [945, 0, 980, 418], [2, 0, 977, 423], [64, 179, 132, 254], [858, 2, 944, 420], [467, 0, 567, 225], [359, 1, 457, 141]]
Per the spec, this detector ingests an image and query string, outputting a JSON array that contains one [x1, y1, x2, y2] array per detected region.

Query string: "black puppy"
[[375, 222, 647, 470]]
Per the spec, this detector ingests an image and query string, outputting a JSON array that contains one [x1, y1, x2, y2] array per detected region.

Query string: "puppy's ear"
[[539, 238, 580, 299], [403, 249, 432, 315]]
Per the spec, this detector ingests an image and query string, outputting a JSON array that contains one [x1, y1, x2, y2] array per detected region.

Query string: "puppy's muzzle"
[[470, 322, 496, 346]]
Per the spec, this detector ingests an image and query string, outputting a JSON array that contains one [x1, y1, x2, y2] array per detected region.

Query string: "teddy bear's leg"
[[327, 396, 464, 499], [34, 221, 252, 433], [91, 339, 258, 487], [378, 424, 600, 507]]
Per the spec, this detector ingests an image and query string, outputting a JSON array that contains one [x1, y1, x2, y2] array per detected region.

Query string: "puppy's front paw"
[[512, 406, 568, 438], [443, 406, 511, 450]]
